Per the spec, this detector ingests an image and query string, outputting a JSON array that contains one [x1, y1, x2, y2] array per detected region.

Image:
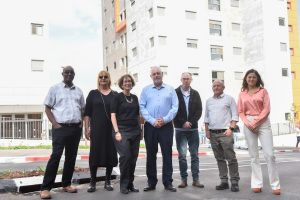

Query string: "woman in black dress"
[[111, 74, 142, 194], [84, 70, 118, 192]]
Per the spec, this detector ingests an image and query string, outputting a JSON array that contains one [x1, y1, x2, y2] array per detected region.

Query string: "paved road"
[[1, 150, 300, 200]]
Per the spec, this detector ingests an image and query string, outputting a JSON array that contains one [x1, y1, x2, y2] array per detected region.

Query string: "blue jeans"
[[175, 129, 199, 181]]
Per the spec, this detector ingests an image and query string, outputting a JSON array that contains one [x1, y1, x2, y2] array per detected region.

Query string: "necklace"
[[124, 94, 133, 103]]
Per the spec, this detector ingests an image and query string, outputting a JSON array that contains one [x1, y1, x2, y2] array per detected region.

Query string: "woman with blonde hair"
[[237, 69, 280, 195], [84, 70, 118, 192]]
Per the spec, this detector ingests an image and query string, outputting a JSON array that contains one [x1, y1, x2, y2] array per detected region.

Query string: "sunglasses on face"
[[99, 76, 108, 79]]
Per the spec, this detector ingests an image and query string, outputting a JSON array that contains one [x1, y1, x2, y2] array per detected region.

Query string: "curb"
[[0, 151, 208, 164]]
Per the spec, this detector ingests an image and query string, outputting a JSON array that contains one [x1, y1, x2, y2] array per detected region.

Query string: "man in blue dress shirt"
[[140, 66, 179, 192]]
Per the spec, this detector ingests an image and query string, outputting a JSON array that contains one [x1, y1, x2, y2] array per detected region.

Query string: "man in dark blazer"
[[173, 72, 204, 189]]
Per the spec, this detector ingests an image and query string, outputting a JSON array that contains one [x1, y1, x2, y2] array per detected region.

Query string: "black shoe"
[[120, 188, 129, 194], [143, 185, 156, 192], [165, 185, 177, 192], [87, 180, 96, 193], [128, 187, 139, 192], [216, 182, 229, 190], [231, 183, 239, 192], [104, 181, 114, 191]]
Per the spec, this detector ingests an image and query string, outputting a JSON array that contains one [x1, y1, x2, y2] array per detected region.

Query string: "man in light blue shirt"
[[140, 66, 178, 192]]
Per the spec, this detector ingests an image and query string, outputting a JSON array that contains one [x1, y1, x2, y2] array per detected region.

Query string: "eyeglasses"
[[63, 71, 74, 74], [99, 76, 108, 79]]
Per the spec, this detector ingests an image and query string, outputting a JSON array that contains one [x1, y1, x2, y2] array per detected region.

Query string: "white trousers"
[[243, 116, 280, 190]]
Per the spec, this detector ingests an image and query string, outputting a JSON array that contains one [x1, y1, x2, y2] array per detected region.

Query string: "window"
[[233, 47, 242, 55], [149, 37, 154, 47], [133, 73, 138, 82], [114, 61, 117, 69], [232, 23, 241, 31], [210, 45, 223, 61], [212, 71, 224, 82], [289, 25, 293, 32], [112, 19, 115, 27], [120, 34, 125, 45], [290, 48, 294, 56], [104, 8, 107, 16], [186, 38, 198, 48], [285, 113, 291, 121], [231, 0, 239, 7], [282, 68, 288, 77], [130, 0, 135, 6], [105, 46, 109, 55], [31, 23, 43, 35], [279, 17, 285, 26], [132, 47, 137, 57], [149, 8, 153, 18], [160, 65, 168, 76], [131, 21, 136, 31], [157, 6, 166, 16], [291, 71, 296, 80], [209, 20, 222, 36], [234, 72, 243, 80], [185, 10, 197, 20], [280, 42, 287, 51], [287, 2, 291, 10], [158, 36, 167, 45], [120, 58, 125, 67], [112, 40, 116, 49], [188, 67, 199, 76], [31, 60, 44, 71], [208, 0, 220, 11], [119, 10, 126, 21], [104, 27, 107, 31]]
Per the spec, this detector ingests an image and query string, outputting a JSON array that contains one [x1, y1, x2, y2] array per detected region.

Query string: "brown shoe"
[[192, 180, 204, 188], [252, 188, 262, 193], [272, 189, 281, 195], [178, 181, 187, 188], [62, 186, 77, 193], [40, 190, 51, 199]]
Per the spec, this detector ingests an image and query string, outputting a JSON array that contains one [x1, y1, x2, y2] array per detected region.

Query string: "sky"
[[47, 0, 103, 95]]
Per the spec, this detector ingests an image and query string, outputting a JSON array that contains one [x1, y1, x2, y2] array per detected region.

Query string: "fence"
[[0, 118, 297, 141]]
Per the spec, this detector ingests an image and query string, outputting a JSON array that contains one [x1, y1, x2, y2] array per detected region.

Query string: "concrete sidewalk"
[[0, 146, 299, 164]]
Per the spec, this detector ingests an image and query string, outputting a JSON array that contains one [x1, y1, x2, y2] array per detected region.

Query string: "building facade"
[[0, 0, 49, 140], [102, 0, 293, 124], [288, 0, 300, 122]]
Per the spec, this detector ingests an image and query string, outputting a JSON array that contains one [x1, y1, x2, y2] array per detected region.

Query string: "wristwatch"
[[229, 127, 235, 131]]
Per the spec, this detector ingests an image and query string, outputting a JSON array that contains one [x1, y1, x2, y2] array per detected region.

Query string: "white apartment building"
[[0, 0, 49, 139], [103, 0, 293, 124]]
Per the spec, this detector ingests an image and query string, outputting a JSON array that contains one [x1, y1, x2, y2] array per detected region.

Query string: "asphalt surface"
[[1, 148, 300, 200]]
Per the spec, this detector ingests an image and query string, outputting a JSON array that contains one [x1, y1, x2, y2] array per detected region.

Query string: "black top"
[[84, 89, 118, 167], [111, 92, 140, 128]]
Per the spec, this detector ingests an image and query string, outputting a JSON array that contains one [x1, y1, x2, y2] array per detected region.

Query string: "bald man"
[[40, 66, 85, 199], [204, 80, 240, 192]]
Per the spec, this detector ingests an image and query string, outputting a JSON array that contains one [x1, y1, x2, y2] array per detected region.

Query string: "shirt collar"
[[61, 81, 75, 89], [213, 93, 225, 99], [180, 86, 190, 96], [152, 83, 165, 89]]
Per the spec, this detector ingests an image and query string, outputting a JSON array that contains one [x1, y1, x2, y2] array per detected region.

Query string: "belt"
[[59, 122, 81, 127], [209, 129, 227, 134]]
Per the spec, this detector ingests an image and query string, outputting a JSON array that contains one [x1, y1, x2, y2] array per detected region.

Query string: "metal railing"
[[0, 118, 297, 141]]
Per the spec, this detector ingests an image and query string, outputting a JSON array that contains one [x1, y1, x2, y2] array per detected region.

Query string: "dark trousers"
[[41, 126, 82, 190], [210, 132, 240, 184], [296, 136, 300, 148], [89, 165, 113, 182], [114, 132, 140, 190], [144, 122, 174, 187]]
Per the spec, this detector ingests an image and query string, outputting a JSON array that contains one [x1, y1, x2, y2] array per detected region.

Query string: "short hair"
[[212, 79, 225, 87], [118, 74, 135, 90], [181, 72, 192, 78], [241, 69, 264, 91], [150, 66, 162, 75], [97, 70, 111, 90]]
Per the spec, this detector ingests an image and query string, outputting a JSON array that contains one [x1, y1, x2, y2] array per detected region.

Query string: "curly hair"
[[118, 74, 135, 90]]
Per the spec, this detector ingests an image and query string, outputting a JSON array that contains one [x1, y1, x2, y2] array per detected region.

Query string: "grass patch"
[[0, 166, 89, 179]]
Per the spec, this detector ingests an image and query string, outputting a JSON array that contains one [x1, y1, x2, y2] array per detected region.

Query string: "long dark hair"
[[241, 69, 264, 91]]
